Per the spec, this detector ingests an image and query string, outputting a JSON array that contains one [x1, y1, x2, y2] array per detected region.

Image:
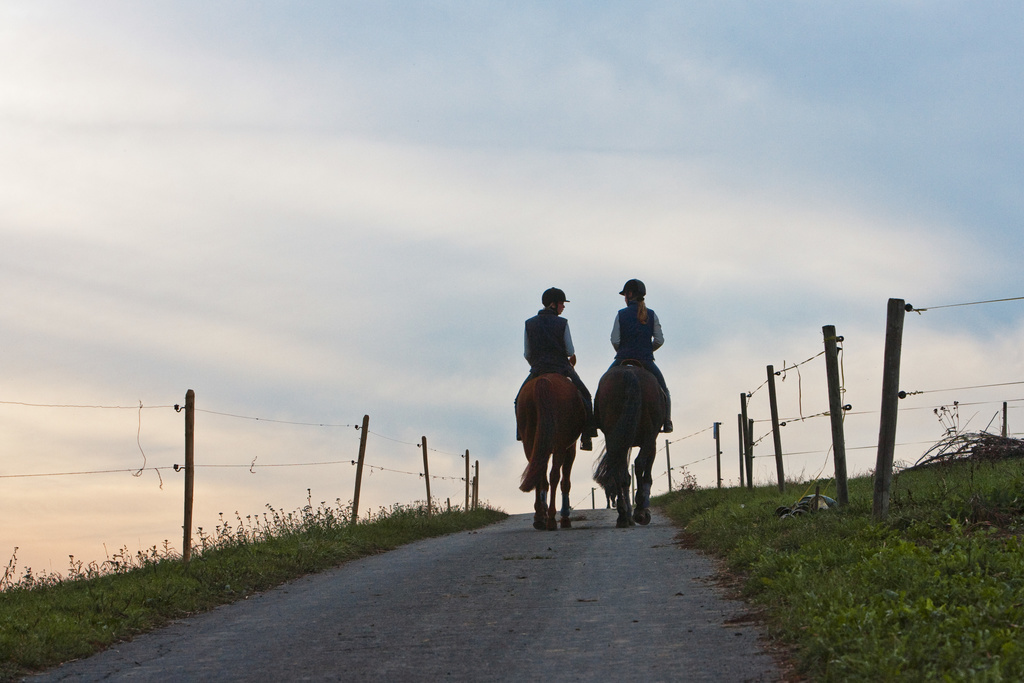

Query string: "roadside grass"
[[0, 498, 506, 681], [656, 457, 1024, 681]]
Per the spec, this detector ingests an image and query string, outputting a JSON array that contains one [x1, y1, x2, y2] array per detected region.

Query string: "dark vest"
[[525, 309, 570, 374], [615, 302, 655, 361]]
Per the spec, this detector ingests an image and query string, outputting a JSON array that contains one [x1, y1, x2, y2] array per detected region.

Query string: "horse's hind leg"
[[533, 486, 548, 530], [615, 480, 634, 528], [559, 448, 573, 528], [632, 444, 655, 525], [546, 457, 561, 531]]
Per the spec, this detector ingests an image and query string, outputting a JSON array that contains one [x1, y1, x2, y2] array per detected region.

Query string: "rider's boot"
[[580, 434, 593, 451], [661, 393, 673, 433]]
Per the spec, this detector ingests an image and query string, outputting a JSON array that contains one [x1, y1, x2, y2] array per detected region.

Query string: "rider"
[[520, 287, 598, 451], [609, 279, 673, 433]]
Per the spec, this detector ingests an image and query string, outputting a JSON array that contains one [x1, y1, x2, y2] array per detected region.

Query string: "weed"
[[657, 459, 1024, 681], [0, 499, 506, 681]]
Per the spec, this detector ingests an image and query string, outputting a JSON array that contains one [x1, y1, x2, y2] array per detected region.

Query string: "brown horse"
[[516, 373, 586, 530], [593, 362, 667, 528]]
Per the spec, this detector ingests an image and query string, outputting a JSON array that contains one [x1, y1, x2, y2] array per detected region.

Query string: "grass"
[[0, 496, 506, 681], [11, 457, 1024, 681], [657, 456, 1024, 681]]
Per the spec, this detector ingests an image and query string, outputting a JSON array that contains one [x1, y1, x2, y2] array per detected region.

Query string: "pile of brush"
[[905, 432, 1024, 470]]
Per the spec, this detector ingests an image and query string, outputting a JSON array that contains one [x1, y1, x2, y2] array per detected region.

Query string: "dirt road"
[[31, 509, 782, 682]]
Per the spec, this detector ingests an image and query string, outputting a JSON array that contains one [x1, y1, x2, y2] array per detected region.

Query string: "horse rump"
[[518, 376, 557, 492], [593, 366, 642, 490]]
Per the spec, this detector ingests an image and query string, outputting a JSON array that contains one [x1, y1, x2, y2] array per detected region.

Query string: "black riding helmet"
[[541, 287, 569, 307], [619, 279, 646, 298]]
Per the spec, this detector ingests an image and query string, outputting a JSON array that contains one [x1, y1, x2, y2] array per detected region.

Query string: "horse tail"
[[594, 369, 642, 489], [520, 377, 556, 492]]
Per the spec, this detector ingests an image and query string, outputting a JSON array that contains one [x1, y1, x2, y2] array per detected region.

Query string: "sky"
[[2, 1, 1024, 575]]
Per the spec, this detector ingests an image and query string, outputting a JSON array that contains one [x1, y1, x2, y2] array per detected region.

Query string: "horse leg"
[[559, 448, 573, 528], [546, 455, 561, 530], [632, 443, 655, 525], [533, 486, 547, 530], [615, 472, 634, 528]]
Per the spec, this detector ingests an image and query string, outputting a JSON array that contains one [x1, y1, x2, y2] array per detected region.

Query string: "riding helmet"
[[541, 287, 569, 307], [619, 279, 646, 298]]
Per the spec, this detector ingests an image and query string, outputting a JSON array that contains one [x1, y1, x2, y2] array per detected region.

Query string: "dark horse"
[[516, 373, 585, 530], [593, 362, 667, 528]]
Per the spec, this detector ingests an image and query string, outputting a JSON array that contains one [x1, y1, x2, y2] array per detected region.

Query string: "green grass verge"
[[0, 501, 506, 681], [657, 457, 1024, 681]]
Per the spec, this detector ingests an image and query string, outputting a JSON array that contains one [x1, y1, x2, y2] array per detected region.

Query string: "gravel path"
[[31, 509, 783, 682]]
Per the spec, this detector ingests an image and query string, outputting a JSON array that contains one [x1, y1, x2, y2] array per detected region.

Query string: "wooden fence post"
[[351, 415, 369, 524], [464, 449, 470, 511], [1003, 402, 1009, 438], [736, 413, 745, 486], [181, 389, 195, 564], [421, 436, 432, 514], [591, 487, 596, 510], [823, 326, 849, 506], [740, 393, 753, 489], [873, 298, 907, 519], [714, 422, 722, 488], [665, 439, 673, 492], [473, 460, 480, 509], [747, 418, 755, 489], [767, 365, 786, 492]]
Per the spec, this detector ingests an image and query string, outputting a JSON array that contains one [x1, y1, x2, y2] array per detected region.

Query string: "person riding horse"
[[608, 279, 673, 433], [519, 287, 598, 451]]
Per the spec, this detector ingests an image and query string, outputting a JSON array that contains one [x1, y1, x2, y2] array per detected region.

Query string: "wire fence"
[[583, 294, 1024, 509], [0, 396, 481, 574], [4, 293, 1023, 565]]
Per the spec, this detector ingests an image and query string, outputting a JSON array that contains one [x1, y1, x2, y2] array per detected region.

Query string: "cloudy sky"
[[3, 1, 1023, 573]]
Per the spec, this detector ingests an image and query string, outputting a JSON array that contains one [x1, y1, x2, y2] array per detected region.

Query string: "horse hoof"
[[533, 519, 546, 531], [616, 516, 630, 528], [546, 518, 558, 531], [633, 509, 651, 525], [560, 516, 572, 529]]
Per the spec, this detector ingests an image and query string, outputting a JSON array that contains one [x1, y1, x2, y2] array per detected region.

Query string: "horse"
[[516, 373, 586, 530], [593, 362, 667, 528]]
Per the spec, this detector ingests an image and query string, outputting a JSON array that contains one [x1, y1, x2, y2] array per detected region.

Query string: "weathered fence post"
[[823, 326, 849, 506], [736, 413, 745, 486], [421, 436, 432, 514], [747, 418, 755, 489], [473, 460, 480, 509], [741, 395, 757, 491], [714, 421, 722, 488], [665, 439, 673, 492], [1003, 402, 1009, 438], [464, 449, 470, 510], [591, 487, 596, 510], [767, 365, 786, 492], [740, 393, 753, 489], [873, 298, 907, 519], [182, 389, 195, 564], [351, 415, 369, 523]]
